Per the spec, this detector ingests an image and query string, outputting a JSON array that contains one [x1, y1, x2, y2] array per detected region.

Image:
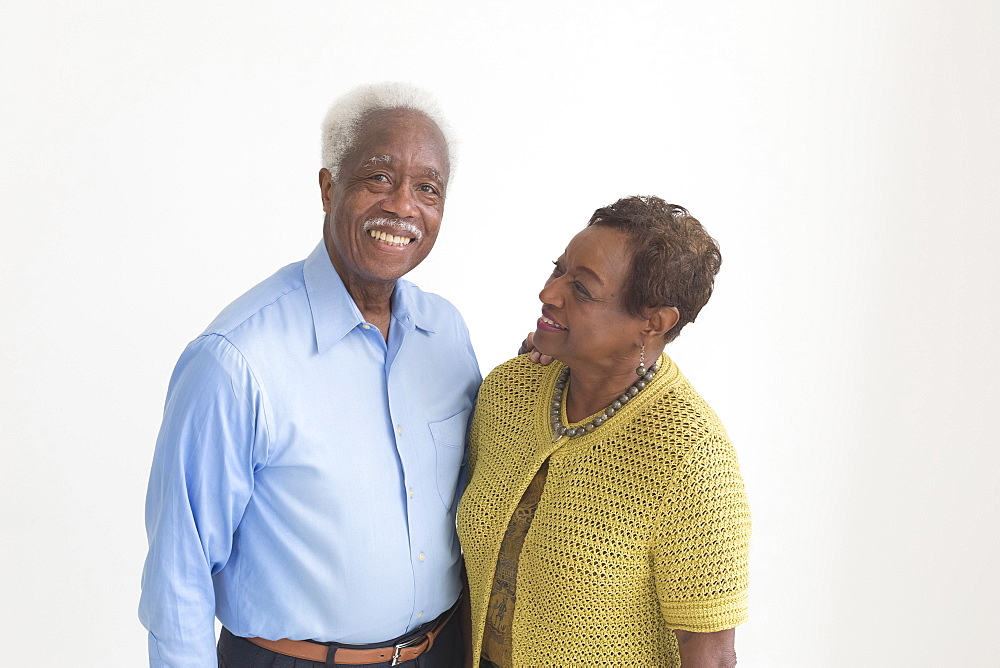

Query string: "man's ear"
[[644, 306, 680, 339], [319, 168, 335, 214]]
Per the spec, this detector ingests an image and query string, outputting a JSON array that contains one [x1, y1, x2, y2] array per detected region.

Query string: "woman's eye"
[[572, 281, 592, 299]]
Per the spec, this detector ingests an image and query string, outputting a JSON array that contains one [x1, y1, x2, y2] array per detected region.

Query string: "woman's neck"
[[563, 348, 663, 423]]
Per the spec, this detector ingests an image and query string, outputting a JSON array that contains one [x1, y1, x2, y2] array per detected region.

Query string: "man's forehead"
[[361, 109, 445, 147], [337, 108, 449, 183], [360, 108, 438, 138]]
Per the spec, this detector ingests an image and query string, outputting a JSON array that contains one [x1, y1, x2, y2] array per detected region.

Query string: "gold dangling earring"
[[635, 343, 646, 377]]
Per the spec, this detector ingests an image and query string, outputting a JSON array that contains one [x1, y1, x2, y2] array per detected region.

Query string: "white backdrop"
[[2, 2, 998, 666]]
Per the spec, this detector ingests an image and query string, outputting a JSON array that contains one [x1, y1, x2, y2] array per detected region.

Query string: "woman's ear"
[[644, 306, 680, 339]]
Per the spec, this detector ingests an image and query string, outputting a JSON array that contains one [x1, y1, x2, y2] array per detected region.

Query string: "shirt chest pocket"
[[429, 407, 472, 511]]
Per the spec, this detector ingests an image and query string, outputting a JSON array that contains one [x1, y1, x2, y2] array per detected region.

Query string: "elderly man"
[[140, 83, 480, 667]]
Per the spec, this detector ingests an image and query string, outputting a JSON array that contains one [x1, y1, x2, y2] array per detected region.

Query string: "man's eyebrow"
[[422, 167, 445, 184], [362, 155, 392, 166]]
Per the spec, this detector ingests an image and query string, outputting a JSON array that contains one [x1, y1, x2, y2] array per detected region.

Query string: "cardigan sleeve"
[[652, 434, 751, 632]]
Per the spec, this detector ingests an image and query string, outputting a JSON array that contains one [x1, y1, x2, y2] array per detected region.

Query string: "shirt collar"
[[391, 277, 435, 335], [304, 242, 435, 353]]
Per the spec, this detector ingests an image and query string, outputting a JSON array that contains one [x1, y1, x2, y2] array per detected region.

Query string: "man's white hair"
[[321, 82, 456, 181]]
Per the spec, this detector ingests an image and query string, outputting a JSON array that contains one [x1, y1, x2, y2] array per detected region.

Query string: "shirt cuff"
[[661, 591, 749, 632]]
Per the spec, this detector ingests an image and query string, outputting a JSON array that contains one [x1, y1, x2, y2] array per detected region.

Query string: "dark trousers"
[[217, 612, 464, 668]]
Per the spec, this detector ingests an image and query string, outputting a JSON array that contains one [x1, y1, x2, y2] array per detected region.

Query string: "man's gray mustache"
[[363, 218, 422, 240]]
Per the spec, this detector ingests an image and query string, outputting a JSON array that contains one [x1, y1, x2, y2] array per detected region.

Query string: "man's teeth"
[[368, 230, 413, 246], [541, 315, 565, 329]]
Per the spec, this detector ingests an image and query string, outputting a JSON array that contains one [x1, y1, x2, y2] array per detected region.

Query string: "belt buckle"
[[390, 634, 425, 666]]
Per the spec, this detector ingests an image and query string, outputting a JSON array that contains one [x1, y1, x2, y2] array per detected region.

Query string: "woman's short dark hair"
[[588, 195, 722, 343]]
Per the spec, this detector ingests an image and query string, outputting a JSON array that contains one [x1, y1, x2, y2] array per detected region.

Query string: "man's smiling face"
[[320, 107, 449, 288]]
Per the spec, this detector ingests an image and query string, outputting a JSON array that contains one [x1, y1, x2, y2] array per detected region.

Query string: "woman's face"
[[533, 225, 647, 372]]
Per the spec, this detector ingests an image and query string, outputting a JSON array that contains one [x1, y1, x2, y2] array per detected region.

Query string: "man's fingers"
[[518, 331, 536, 356], [520, 331, 552, 365]]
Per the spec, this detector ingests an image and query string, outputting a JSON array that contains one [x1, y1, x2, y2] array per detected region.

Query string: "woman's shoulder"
[[474, 355, 558, 419], [653, 375, 724, 428], [617, 380, 741, 498], [627, 369, 733, 460], [481, 354, 554, 390]]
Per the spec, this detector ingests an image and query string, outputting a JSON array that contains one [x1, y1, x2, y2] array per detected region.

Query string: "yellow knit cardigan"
[[457, 354, 750, 667]]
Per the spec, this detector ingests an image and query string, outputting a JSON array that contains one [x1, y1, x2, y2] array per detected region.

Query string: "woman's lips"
[[537, 313, 567, 332]]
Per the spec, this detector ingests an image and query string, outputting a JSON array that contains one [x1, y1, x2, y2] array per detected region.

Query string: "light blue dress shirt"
[[139, 242, 481, 667]]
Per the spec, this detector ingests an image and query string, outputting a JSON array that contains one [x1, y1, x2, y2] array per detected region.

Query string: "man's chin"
[[359, 255, 425, 283]]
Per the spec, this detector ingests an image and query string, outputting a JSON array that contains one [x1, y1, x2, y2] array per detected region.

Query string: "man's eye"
[[370, 174, 389, 182], [550, 260, 564, 277], [418, 184, 439, 195]]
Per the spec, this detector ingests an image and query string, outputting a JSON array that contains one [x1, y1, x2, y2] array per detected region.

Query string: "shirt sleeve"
[[652, 435, 751, 633], [139, 334, 268, 667]]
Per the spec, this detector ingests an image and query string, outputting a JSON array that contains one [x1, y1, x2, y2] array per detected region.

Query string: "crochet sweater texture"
[[457, 354, 750, 667]]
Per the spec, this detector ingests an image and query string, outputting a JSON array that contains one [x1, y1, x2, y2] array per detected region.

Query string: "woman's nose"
[[538, 276, 563, 306]]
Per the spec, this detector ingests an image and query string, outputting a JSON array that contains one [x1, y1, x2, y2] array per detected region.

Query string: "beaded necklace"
[[550, 363, 659, 442]]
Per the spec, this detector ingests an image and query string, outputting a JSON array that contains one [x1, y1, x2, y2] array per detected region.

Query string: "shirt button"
[[396, 425, 403, 435], [408, 488, 414, 499], [362, 324, 371, 330], [418, 552, 425, 562], [417, 611, 424, 619]]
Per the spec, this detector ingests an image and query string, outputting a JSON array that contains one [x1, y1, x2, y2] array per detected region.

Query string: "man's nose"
[[381, 183, 418, 218]]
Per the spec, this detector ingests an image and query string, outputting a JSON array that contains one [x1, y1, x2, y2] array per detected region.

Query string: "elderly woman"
[[457, 196, 750, 667]]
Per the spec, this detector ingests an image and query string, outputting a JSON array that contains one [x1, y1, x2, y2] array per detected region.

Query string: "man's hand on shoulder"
[[518, 332, 553, 365]]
